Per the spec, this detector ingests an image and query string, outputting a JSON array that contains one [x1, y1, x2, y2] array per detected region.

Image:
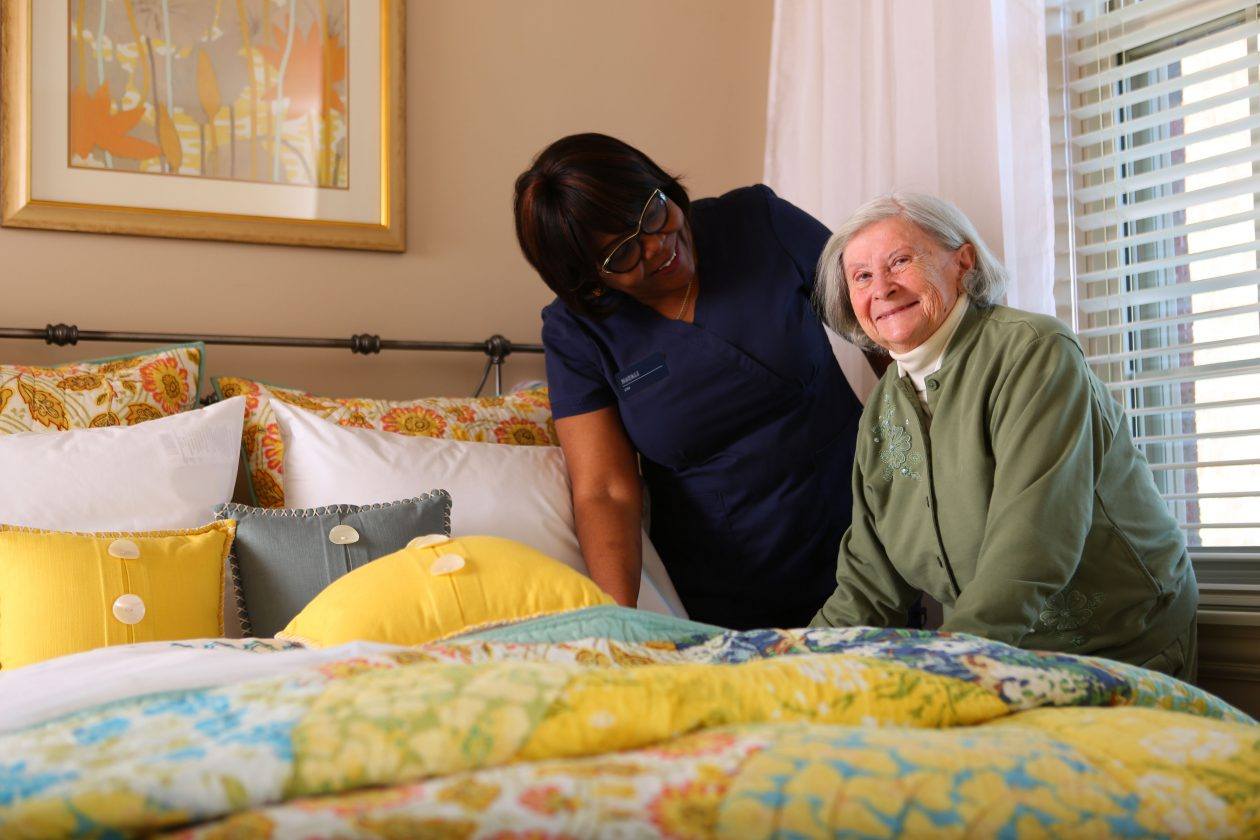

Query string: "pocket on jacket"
[[1030, 524, 1165, 651], [1090, 512, 1163, 597]]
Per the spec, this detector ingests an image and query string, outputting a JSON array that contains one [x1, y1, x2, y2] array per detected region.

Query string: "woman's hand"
[[555, 407, 644, 606]]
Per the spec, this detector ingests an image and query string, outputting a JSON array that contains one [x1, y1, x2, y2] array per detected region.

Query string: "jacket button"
[[925, 496, 932, 509], [936, 556, 945, 568], [926, 379, 940, 391]]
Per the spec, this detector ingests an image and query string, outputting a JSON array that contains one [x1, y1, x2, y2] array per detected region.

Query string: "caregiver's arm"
[[940, 334, 1104, 644], [556, 407, 643, 607]]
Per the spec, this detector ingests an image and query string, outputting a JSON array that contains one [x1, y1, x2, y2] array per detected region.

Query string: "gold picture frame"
[[2, 0, 404, 252]]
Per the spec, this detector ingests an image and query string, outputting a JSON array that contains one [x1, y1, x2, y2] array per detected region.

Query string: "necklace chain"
[[675, 276, 695, 320]]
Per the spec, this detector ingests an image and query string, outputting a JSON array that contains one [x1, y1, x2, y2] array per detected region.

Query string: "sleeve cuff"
[[549, 395, 617, 420]]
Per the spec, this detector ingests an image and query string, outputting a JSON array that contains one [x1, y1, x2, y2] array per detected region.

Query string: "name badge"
[[614, 352, 669, 397]]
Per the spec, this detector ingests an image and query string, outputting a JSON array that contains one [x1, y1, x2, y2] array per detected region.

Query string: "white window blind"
[[1048, 0, 1260, 569]]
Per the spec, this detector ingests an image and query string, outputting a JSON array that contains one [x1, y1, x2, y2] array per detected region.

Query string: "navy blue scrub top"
[[541, 184, 861, 629]]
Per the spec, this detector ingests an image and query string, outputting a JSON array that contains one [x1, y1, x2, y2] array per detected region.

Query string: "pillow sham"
[[0, 396, 245, 532], [278, 535, 614, 647], [0, 521, 233, 669], [270, 399, 688, 618], [215, 493, 453, 638], [0, 343, 204, 434], [212, 376, 555, 509]]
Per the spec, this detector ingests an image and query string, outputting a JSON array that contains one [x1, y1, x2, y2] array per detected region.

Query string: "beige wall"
[[0, 0, 773, 398]]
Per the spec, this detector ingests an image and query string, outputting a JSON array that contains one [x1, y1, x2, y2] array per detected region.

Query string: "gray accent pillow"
[[215, 491, 452, 638]]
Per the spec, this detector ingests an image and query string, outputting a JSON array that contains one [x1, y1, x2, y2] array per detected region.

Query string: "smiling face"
[[591, 196, 696, 302], [843, 216, 975, 354]]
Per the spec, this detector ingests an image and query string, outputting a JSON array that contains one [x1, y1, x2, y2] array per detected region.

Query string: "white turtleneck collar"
[[888, 295, 969, 412]]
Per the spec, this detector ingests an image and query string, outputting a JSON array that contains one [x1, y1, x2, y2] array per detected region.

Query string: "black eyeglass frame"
[[598, 188, 670, 275]]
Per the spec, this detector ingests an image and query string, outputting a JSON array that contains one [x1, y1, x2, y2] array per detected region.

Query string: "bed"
[[1, 606, 1258, 838], [0, 332, 1257, 839]]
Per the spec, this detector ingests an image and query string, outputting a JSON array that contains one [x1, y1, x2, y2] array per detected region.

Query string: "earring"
[[590, 284, 606, 298]]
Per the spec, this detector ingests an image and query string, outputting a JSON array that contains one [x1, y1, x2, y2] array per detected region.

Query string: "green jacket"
[[812, 304, 1198, 668]]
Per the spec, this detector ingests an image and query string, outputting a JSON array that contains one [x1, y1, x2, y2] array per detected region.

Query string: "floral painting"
[[67, 0, 349, 189]]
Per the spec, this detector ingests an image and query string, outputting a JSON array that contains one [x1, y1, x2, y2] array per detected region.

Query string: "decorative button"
[[328, 525, 360, 545], [107, 539, 140, 560], [407, 534, 450, 550], [926, 379, 940, 391], [429, 553, 466, 576], [112, 594, 146, 625]]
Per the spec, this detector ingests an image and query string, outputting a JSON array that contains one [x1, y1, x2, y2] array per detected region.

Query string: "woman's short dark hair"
[[513, 133, 690, 317]]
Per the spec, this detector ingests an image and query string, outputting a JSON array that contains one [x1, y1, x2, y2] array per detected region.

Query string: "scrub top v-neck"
[[541, 184, 862, 629]]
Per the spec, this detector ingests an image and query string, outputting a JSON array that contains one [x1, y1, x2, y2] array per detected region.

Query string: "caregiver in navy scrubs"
[[513, 133, 863, 629]]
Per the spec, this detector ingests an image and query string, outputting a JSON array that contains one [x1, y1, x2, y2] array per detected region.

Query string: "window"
[[1049, 0, 1260, 589]]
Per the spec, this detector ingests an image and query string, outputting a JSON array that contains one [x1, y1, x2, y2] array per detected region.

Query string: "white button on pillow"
[[327, 524, 360, 545], [429, 553, 466, 576], [111, 594, 146, 625], [0, 397, 245, 532], [408, 534, 450, 550], [107, 539, 141, 560], [270, 400, 687, 618]]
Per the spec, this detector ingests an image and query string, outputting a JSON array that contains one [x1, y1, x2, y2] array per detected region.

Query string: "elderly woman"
[[811, 192, 1198, 678], [515, 134, 865, 629]]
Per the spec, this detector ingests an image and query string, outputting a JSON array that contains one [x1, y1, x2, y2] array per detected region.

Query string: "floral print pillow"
[[0, 344, 204, 435], [213, 377, 558, 509]]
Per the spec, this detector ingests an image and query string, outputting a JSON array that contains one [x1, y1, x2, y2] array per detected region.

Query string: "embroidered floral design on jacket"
[[1038, 590, 1105, 634], [874, 394, 923, 481]]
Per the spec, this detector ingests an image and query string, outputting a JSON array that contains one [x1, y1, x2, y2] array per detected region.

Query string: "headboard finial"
[[44, 323, 80, 347], [350, 334, 382, 355], [484, 334, 511, 361]]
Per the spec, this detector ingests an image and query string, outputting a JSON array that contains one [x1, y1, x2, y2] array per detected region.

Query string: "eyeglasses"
[[599, 189, 670, 275]]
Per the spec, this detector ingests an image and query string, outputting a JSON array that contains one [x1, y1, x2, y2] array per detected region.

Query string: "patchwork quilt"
[[1, 607, 1256, 838]]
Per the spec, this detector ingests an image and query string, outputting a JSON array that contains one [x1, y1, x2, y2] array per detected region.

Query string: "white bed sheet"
[[0, 639, 409, 733]]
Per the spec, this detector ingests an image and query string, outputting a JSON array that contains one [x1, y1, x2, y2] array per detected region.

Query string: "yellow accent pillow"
[[0, 521, 234, 669], [278, 535, 613, 648], [212, 376, 555, 508]]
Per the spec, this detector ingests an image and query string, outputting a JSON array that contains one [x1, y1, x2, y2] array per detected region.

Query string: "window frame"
[[1049, 0, 1260, 598]]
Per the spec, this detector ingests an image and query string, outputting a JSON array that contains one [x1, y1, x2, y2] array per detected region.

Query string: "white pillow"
[[271, 400, 687, 618], [0, 397, 245, 531]]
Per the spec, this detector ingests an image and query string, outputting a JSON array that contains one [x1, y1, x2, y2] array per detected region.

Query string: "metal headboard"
[[0, 324, 544, 398]]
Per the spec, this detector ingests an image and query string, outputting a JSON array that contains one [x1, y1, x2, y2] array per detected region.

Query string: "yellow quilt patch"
[[520, 655, 1009, 760], [289, 660, 574, 796]]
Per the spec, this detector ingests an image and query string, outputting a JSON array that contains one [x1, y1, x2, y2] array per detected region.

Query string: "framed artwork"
[[2, 0, 404, 251]]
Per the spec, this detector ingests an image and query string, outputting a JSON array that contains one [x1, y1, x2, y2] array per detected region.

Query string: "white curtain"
[[765, 0, 1057, 318]]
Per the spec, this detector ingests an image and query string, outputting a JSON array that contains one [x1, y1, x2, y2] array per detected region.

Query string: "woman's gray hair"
[[814, 192, 1008, 351]]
